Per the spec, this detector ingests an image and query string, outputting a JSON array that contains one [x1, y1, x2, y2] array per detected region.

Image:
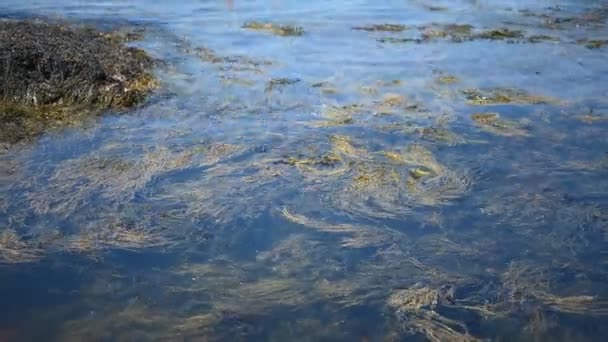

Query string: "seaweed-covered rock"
[[0, 20, 157, 142]]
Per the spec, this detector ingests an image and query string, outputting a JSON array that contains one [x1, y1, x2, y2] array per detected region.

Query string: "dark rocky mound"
[[0, 20, 157, 143]]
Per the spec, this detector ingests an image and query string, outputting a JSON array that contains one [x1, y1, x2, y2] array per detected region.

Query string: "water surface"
[[1, 0, 608, 341]]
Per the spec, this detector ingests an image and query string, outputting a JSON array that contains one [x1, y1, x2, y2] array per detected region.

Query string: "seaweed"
[[265, 78, 301, 92], [435, 75, 459, 85], [185, 45, 273, 70], [418, 126, 465, 146], [352, 24, 407, 32], [242, 22, 304, 36], [279, 135, 368, 177], [475, 28, 524, 40], [374, 93, 409, 115], [377, 37, 422, 44], [526, 35, 560, 43], [26, 144, 211, 216], [463, 88, 556, 105], [578, 39, 608, 49], [419, 23, 474, 42], [329, 144, 471, 219], [0, 228, 43, 264], [577, 114, 608, 124], [282, 208, 401, 249], [387, 285, 477, 342], [471, 112, 528, 137]]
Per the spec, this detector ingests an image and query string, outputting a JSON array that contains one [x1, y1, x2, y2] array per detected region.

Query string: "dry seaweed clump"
[[242, 21, 304, 36], [471, 112, 528, 137], [352, 24, 407, 32], [0, 20, 157, 142], [462, 88, 556, 105]]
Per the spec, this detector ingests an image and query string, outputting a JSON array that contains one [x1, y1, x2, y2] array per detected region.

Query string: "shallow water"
[[1, 0, 608, 341]]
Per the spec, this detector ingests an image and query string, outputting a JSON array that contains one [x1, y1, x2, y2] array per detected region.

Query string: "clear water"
[[1, 0, 608, 341]]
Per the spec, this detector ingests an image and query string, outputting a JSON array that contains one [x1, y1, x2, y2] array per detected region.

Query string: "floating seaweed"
[[352, 24, 407, 32], [435, 75, 459, 85], [578, 39, 608, 49], [282, 208, 401, 249], [419, 23, 474, 42], [417, 126, 465, 146], [27, 146, 197, 216], [329, 144, 471, 219], [242, 22, 304, 36], [266, 78, 301, 92], [471, 112, 528, 137], [387, 285, 477, 342], [376, 37, 423, 44], [526, 35, 560, 43], [279, 135, 368, 178], [475, 28, 524, 40], [463, 88, 556, 105], [0, 229, 43, 264]]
